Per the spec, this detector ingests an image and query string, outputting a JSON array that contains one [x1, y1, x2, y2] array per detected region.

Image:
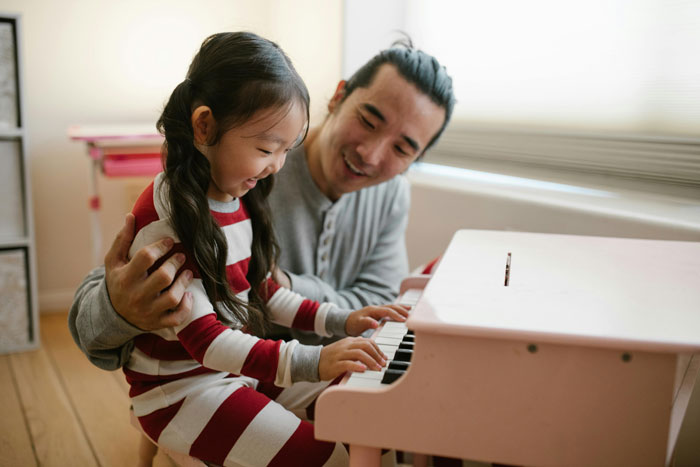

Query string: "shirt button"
[[322, 252, 329, 261], [323, 237, 331, 246], [326, 221, 333, 230]]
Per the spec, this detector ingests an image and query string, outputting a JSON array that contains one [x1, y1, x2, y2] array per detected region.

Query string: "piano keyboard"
[[344, 287, 423, 388]]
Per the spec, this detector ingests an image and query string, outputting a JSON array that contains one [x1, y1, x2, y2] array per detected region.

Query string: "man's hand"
[[272, 266, 292, 289], [344, 304, 410, 337], [104, 213, 193, 331], [318, 336, 387, 381]]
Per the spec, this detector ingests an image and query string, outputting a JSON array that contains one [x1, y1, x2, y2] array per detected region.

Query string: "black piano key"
[[405, 330, 415, 336], [398, 341, 415, 350], [401, 334, 415, 342], [380, 368, 405, 384], [393, 348, 413, 362], [388, 360, 410, 371]]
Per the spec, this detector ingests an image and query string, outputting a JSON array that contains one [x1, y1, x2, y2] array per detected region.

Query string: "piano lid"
[[409, 229, 700, 353]]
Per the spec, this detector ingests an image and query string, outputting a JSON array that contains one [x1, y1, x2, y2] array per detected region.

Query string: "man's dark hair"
[[341, 36, 455, 153]]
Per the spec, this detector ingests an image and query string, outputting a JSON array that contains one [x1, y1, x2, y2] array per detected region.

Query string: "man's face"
[[311, 64, 446, 200]]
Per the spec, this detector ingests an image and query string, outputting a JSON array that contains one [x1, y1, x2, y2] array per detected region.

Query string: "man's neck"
[[303, 126, 338, 202]]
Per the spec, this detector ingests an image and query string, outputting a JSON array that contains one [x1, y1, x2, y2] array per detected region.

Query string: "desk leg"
[[89, 156, 102, 267], [349, 445, 381, 467]]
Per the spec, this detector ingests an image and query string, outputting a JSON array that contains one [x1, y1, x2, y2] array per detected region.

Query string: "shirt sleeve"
[[68, 266, 141, 371], [287, 178, 410, 309], [262, 278, 353, 337], [173, 280, 321, 386]]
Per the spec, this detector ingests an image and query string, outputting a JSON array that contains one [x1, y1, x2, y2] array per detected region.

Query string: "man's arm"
[[283, 179, 410, 309], [68, 213, 193, 370]]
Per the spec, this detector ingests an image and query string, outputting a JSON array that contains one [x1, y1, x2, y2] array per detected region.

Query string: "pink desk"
[[68, 124, 164, 265]]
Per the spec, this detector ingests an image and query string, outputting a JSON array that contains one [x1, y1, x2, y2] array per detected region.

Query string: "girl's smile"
[[192, 102, 308, 202]]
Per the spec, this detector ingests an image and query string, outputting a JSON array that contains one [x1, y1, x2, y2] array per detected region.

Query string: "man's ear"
[[191, 105, 215, 146], [327, 80, 347, 113]]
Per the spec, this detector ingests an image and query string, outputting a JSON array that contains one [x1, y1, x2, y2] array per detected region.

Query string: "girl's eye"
[[258, 149, 272, 155], [394, 145, 408, 156], [360, 115, 375, 129]]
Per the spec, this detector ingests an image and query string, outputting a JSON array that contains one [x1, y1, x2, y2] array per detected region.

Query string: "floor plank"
[[0, 354, 37, 467], [9, 344, 97, 466], [41, 312, 142, 467], [41, 312, 178, 467]]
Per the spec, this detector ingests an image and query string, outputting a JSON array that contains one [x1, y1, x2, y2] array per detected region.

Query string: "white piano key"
[[378, 322, 408, 337], [377, 329, 406, 339], [375, 336, 402, 346], [349, 368, 386, 380], [398, 288, 422, 306], [383, 321, 408, 331], [345, 375, 385, 388]]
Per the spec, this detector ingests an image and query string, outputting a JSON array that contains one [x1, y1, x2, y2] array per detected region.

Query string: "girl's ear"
[[192, 105, 215, 146], [327, 80, 347, 113]]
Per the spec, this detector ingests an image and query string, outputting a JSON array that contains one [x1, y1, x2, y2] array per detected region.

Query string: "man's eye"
[[394, 145, 408, 156], [258, 149, 272, 155], [360, 115, 375, 129]]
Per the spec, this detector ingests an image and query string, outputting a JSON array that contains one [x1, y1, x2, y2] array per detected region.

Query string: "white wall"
[[405, 167, 700, 270], [0, 0, 342, 310]]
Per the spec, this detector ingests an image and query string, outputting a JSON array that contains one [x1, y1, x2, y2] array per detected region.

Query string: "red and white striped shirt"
[[124, 173, 337, 417]]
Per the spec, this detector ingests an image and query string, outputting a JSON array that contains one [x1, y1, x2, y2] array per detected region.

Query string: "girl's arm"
[[171, 279, 401, 385], [172, 279, 316, 387], [262, 278, 409, 338]]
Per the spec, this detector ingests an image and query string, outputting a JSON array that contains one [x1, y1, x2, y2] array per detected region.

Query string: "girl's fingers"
[[344, 347, 385, 371]]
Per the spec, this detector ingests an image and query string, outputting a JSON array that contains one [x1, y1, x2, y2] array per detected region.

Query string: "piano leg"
[[349, 445, 381, 467]]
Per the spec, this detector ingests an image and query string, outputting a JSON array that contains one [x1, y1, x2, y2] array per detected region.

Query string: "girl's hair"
[[156, 32, 310, 334]]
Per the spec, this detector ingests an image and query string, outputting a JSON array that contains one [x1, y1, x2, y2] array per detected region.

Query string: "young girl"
[[124, 32, 408, 467]]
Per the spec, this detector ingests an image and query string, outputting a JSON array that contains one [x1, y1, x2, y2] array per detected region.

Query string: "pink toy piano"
[[315, 229, 700, 466], [68, 124, 164, 265]]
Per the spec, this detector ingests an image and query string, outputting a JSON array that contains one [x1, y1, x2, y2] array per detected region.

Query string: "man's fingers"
[[152, 268, 193, 312], [159, 292, 193, 328], [126, 238, 176, 281], [145, 252, 188, 293], [104, 213, 137, 267]]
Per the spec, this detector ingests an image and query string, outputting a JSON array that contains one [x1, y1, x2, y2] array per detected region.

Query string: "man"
[[69, 41, 455, 369]]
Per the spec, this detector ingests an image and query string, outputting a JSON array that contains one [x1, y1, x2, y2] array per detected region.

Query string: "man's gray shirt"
[[68, 145, 410, 369]]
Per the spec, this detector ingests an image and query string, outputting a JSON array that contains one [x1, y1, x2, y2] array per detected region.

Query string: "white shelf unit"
[[0, 14, 39, 354]]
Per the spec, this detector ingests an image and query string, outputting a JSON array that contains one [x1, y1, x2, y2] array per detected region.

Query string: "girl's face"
[[194, 102, 307, 202]]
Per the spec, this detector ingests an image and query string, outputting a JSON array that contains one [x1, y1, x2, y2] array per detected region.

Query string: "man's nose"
[[357, 137, 387, 166]]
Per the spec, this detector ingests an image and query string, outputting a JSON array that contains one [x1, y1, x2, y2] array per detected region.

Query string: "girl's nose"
[[266, 152, 287, 176]]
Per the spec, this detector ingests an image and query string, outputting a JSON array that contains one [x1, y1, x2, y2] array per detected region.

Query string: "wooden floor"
[[3, 312, 699, 467], [0, 311, 176, 467]]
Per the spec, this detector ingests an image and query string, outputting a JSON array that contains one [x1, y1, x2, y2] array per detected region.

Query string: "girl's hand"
[[319, 337, 387, 381], [345, 304, 410, 337]]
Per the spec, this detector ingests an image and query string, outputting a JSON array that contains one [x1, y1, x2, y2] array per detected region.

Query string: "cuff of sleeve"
[[290, 343, 322, 383], [325, 306, 352, 337], [92, 280, 144, 347]]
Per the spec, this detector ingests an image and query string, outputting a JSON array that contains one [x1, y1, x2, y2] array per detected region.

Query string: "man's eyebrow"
[[362, 104, 385, 122]]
